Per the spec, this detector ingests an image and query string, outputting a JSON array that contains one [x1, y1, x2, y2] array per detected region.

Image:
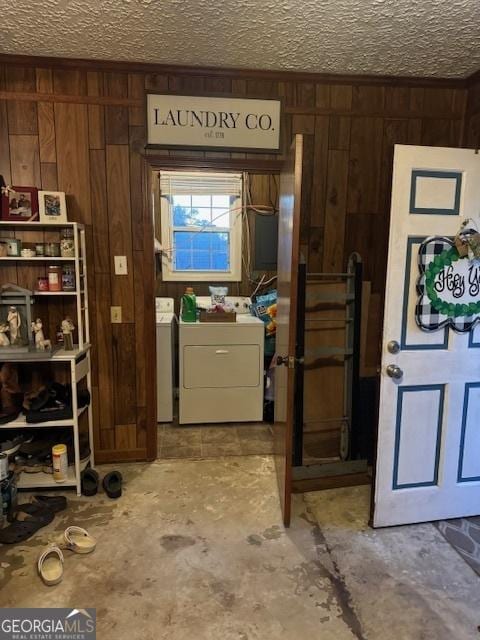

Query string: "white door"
[[373, 144, 480, 528]]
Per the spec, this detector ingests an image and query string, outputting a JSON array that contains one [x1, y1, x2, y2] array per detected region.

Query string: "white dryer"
[[179, 296, 264, 425], [156, 297, 176, 422]]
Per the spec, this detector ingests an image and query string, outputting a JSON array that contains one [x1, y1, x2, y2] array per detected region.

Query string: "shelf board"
[[17, 471, 77, 490], [0, 256, 76, 261], [0, 343, 90, 362], [33, 290, 78, 296], [0, 221, 83, 229], [16, 456, 89, 490], [0, 405, 88, 429]]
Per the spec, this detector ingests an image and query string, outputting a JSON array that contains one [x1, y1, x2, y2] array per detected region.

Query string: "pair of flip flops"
[[0, 495, 67, 545], [38, 526, 97, 586], [81, 469, 122, 499]]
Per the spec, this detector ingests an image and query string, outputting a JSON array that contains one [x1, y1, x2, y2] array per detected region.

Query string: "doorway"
[[144, 137, 376, 527], [148, 161, 282, 464]]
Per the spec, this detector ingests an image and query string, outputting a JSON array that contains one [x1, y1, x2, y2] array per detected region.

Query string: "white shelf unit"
[[0, 221, 90, 349], [0, 222, 94, 496]]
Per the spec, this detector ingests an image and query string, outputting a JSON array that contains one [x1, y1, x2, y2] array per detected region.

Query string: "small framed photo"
[[38, 191, 68, 224], [1, 186, 39, 222]]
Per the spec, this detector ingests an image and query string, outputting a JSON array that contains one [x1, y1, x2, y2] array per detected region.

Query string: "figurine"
[[0, 322, 10, 346], [61, 317, 75, 351], [7, 306, 21, 344], [31, 318, 52, 351]]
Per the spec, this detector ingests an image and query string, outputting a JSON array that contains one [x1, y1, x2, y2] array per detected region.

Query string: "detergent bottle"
[[181, 287, 197, 322]]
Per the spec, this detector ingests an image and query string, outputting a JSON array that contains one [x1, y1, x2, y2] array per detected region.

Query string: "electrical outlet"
[[114, 256, 128, 275], [110, 306, 122, 323]]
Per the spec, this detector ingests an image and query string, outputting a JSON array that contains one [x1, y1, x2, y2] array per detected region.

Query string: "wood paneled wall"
[[464, 73, 480, 148], [0, 55, 473, 461], [0, 63, 155, 462]]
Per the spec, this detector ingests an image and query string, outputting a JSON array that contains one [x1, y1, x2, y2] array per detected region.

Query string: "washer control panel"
[[155, 297, 174, 313]]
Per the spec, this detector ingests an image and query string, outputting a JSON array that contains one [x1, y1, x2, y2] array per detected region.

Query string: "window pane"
[[212, 252, 229, 270], [192, 195, 211, 208], [192, 232, 211, 251], [212, 195, 230, 208], [189, 208, 212, 227], [172, 195, 191, 207], [210, 208, 230, 227], [191, 252, 211, 270], [175, 250, 193, 270], [173, 231, 230, 271], [173, 205, 194, 226], [210, 232, 229, 251], [174, 232, 189, 249]]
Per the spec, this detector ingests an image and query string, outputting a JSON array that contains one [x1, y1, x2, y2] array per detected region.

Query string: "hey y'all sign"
[[147, 94, 281, 151], [417, 236, 480, 333]]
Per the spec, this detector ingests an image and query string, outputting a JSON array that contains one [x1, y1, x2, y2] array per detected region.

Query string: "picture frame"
[[1, 186, 39, 222], [38, 191, 68, 224]]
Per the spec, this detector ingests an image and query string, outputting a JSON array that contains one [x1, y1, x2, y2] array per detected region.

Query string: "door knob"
[[386, 364, 403, 380], [276, 355, 304, 367], [387, 340, 400, 354]]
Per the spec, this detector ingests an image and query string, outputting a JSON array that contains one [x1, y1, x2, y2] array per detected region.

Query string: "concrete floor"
[[1, 456, 479, 640]]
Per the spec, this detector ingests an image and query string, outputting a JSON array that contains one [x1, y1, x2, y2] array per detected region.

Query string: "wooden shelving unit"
[[0, 222, 94, 496]]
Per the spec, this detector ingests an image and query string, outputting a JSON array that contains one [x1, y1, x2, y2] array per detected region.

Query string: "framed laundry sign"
[[146, 94, 281, 152], [416, 236, 480, 333]]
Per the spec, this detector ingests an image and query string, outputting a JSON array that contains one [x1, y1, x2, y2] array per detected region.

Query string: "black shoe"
[[102, 471, 122, 499]]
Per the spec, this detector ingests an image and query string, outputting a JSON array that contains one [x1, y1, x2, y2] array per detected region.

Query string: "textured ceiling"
[[1, 0, 480, 78]]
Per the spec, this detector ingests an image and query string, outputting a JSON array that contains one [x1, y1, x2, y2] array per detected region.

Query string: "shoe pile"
[[0, 363, 90, 426], [0, 494, 67, 544], [13, 430, 91, 475]]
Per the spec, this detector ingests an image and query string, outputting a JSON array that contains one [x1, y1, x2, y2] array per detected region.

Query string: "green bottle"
[[181, 287, 197, 322]]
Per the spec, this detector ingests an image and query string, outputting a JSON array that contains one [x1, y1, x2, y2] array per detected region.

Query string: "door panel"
[[274, 134, 303, 527], [373, 145, 480, 527]]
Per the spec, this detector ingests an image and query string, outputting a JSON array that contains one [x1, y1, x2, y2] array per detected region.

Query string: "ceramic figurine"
[[31, 318, 51, 351], [61, 317, 75, 351], [0, 322, 10, 346], [7, 306, 21, 344]]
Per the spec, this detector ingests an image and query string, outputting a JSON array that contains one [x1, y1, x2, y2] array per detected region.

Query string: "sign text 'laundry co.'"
[[147, 94, 281, 151]]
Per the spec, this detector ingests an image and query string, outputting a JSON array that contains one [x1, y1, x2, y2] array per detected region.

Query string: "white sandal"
[[38, 544, 64, 586], [63, 526, 96, 554]]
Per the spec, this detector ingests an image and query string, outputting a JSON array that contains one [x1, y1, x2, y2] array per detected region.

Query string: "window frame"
[[159, 174, 242, 282]]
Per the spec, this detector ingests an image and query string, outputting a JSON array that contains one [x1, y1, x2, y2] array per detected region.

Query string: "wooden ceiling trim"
[[0, 53, 469, 89], [0, 90, 142, 107], [0, 90, 465, 122]]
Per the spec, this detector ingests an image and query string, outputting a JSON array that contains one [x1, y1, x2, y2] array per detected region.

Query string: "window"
[[159, 171, 242, 281]]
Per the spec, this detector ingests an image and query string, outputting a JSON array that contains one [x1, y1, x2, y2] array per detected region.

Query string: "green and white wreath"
[[416, 236, 480, 333]]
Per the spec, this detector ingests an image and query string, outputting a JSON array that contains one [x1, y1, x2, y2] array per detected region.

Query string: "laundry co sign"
[[147, 94, 281, 152]]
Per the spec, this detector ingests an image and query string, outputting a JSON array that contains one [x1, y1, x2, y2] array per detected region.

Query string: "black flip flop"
[[32, 495, 68, 513], [0, 503, 55, 545], [81, 468, 99, 497], [102, 471, 122, 499]]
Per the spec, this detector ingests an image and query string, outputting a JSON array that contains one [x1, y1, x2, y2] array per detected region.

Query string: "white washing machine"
[[179, 296, 264, 425], [156, 297, 176, 422]]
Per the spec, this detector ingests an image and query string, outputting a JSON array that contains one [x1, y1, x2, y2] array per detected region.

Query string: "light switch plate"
[[114, 255, 128, 275], [111, 306, 122, 323]]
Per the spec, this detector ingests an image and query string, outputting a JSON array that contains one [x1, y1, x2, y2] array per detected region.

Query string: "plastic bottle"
[[52, 444, 68, 483], [181, 287, 197, 322]]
